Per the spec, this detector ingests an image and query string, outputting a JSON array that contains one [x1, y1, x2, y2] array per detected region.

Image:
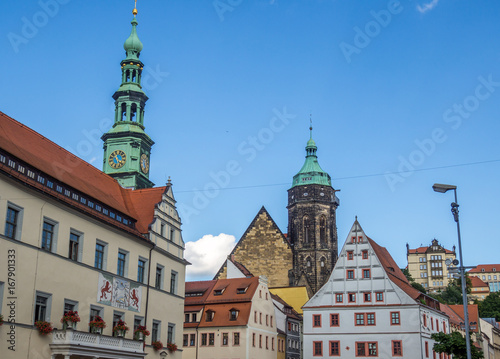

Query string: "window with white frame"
[[68, 230, 83, 262], [5, 202, 23, 240], [41, 218, 58, 252], [34, 292, 52, 323]]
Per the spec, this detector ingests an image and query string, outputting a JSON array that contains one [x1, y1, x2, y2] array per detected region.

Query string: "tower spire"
[[101, 2, 155, 189], [309, 114, 313, 139]]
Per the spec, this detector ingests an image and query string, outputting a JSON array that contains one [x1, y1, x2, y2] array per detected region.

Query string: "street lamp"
[[432, 183, 471, 359]]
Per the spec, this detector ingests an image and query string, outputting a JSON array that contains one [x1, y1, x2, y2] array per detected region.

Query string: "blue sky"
[[3, 0, 500, 281]]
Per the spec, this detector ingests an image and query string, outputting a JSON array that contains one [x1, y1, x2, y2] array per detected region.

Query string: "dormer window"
[[237, 287, 248, 294], [493, 268, 496, 272], [205, 310, 214, 322], [229, 309, 239, 321], [481, 268, 485, 272], [214, 287, 226, 296]]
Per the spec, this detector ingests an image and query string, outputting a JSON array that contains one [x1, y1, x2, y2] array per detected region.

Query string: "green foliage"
[[411, 281, 427, 294], [478, 292, 500, 321], [455, 274, 472, 295], [402, 267, 414, 282], [401, 267, 426, 294], [431, 332, 483, 359], [439, 283, 463, 304]]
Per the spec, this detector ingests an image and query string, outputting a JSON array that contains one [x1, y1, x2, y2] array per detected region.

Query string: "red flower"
[[35, 321, 54, 335]]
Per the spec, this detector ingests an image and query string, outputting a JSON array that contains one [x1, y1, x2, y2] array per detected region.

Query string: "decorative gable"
[[305, 218, 417, 308]]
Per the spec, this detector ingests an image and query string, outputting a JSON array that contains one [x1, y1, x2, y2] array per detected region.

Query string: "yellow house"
[[407, 239, 456, 292]]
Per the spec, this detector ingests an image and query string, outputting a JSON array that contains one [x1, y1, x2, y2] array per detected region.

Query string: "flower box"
[[61, 310, 80, 330], [152, 340, 163, 351], [113, 319, 129, 337], [167, 342, 178, 352], [35, 321, 54, 335], [89, 315, 106, 334], [134, 325, 150, 341]]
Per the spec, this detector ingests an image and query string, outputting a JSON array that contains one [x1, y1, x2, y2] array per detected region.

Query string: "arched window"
[[306, 257, 312, 267], [131, 104, 137, 122], [319, 216, 326, 244], [303, 216, 310, 243], [121, 103, 127, 121]]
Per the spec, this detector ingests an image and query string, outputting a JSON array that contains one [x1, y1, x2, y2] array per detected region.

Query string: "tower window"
[[303, 216, 310, 243], [320, 216, 326, 244]]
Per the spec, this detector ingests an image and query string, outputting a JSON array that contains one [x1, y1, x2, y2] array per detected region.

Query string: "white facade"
[[303, 220, 449, 358]]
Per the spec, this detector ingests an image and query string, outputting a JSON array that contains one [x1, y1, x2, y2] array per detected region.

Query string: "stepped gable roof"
[[469, 264, 500, 273], [470, 276, 489, 288], [185, 280, 217, 306], [0, 112, 167, 237]]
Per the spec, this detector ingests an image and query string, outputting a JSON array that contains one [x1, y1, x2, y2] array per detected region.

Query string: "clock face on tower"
[[108, 150, 127, 169], [140, 153, 149, 174]]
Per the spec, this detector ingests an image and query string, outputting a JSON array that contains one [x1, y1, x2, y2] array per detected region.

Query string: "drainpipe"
[[144, 244, 155, 329]]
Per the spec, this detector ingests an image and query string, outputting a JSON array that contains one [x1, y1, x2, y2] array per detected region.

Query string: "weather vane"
[[133, 0, 138, 16]]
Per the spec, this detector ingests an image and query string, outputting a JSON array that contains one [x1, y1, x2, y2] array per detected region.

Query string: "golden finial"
[[133, 0, 138, 16]]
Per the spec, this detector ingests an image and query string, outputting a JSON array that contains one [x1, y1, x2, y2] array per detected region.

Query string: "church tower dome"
[[288, 125, 339, 294], [101, 3, 155, 189]]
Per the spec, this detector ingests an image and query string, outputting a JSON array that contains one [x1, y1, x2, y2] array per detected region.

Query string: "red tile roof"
[[470, 276, 489, 288], [469, 264, 500, 273], [185, 277, 262, 328], [448, 304, 480, 333], [368, 237, 441, 310], [408, 247, 455, 254], [0, 111, 167, 237]]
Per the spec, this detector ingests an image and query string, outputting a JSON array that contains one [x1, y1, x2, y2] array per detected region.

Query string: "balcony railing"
[[51, 329, 145, 359]]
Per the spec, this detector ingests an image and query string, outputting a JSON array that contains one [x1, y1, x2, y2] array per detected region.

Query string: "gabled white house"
[[303, 219, 450, 358]]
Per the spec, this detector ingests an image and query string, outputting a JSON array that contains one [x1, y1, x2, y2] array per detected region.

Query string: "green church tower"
[[102, 5, 154, 189]]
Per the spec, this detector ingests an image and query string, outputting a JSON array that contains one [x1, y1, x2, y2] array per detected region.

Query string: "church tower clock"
[[102, 5, 154, 189], [288, 127, 339, 294]]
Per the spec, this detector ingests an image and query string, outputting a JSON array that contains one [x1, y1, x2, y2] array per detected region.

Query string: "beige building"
[[469, 264, 500, 293], [470, 276, 491, 301], [407, 239, 456, 292], [183, 276, 277, 359], [480, 318, 500, 359], [0, 114, 187, 358]]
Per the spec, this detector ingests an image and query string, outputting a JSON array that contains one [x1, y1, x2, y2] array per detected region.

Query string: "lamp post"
[[432, 183, 471, 359]]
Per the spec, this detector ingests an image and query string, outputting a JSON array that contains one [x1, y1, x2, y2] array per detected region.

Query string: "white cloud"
[[185, 233, 237, 281], [417, 0, 439, 14]]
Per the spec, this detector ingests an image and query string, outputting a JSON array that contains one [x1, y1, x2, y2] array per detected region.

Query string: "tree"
[[431, 331, 483, 359], [411, 281, 427, 294], [401, 267, 426, 294], [478, 292, 500, 321], [402, 267, 413, 282]]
